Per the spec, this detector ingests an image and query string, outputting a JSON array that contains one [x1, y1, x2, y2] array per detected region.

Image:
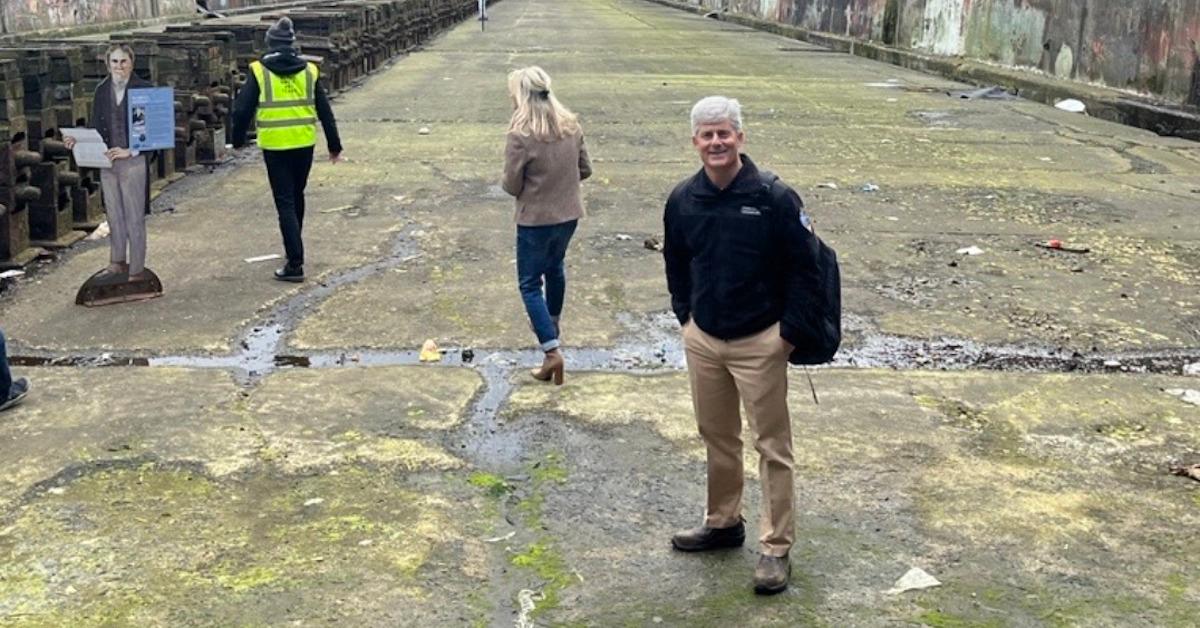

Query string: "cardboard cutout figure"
[[64, 43, 163, 306]]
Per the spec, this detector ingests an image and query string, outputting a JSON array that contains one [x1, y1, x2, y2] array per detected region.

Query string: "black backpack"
[[759, 172, 842, 365]]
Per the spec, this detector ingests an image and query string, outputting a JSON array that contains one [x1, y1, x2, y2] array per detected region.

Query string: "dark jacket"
[[92, 74, 155, 214], [663, 154, 821, 348], [230, 47, 342, 153]]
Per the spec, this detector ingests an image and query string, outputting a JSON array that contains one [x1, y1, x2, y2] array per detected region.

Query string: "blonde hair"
[[507, 66, 580, 141]]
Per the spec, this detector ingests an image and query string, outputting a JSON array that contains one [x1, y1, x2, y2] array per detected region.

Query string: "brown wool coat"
[[502, 130, 592, 226]]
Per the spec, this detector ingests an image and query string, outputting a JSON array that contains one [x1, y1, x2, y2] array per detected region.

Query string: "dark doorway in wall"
[[882, 0, 900, 46]]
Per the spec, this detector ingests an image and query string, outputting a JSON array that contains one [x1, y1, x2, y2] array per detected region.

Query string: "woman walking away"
[[502, 66, 592, 385]]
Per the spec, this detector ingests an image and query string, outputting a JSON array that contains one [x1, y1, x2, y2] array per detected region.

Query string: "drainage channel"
[[11, 324, 1200, 378], [151, 226, 423, 384], [11, 314, 1198, 470], [846, 331, 1200, 375], [7, 225, 423, 383]]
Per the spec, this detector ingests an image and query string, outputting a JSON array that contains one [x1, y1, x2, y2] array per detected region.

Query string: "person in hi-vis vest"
[[231, 17, 343, 282]]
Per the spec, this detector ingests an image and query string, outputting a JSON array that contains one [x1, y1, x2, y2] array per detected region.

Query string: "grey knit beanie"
[[266, 16, 296, 48]]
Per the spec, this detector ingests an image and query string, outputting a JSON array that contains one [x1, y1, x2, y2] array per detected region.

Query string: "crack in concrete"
[[148, 227, 424, 385], [5, 457, 215, 526], [11, 329, 1200, 377]]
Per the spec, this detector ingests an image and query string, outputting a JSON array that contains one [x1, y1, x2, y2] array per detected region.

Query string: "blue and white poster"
[[128, 87, 176, 151]]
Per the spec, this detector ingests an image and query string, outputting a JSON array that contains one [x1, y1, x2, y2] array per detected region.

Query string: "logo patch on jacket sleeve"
[[739, 206, 762, 216]]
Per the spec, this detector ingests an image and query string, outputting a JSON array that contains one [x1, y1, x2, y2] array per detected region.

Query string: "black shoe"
[[273, 265, 304, 283], [753, 554, 790, 595], [670, 519, 745, 552], [0, 377, 29, 412]]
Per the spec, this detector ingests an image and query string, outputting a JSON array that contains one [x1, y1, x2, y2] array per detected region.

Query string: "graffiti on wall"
[[962, 0, 1046, 66], [706, 0, 1200, 106], [2, 0, 195, 34], [914, 0, 965, 55]]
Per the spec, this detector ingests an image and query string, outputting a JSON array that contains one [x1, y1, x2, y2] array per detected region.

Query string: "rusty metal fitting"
[[40, 139, 70, 159], [58, 171, 80, 186], [16, 185, 40, 203], [14, 150, 42, 168]]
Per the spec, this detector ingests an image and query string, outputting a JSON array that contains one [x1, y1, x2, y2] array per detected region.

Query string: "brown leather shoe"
[[753, 554, 790, 595], [670, 519, 745, 552]]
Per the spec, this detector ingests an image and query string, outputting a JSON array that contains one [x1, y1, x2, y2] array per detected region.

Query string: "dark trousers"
[[263, 146, 315, 268], [0, 328, 11, 398], [516, 219, 578, 351]]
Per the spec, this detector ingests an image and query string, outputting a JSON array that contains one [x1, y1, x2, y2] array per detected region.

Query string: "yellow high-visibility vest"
[[250, 60, 318, 150]]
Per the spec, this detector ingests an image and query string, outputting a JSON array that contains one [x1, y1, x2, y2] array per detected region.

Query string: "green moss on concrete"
[[0, 462, 487, 624], [1161, 571, 1190, 602], [915, 394, 988, 430], [511, 541, 574, 610], [215, 565, 283, 593], [629, 567, 824, 627], [918, 609, 1003, 628], [514, 452, 569, 530], [505, 452, 578, 617], [531, 452, 568, 485], [468, 471, 512, 497], [507, 373, 699, 447]]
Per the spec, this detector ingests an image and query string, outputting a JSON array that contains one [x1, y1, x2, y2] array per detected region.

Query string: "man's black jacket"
[[663, 154, 822, 349]]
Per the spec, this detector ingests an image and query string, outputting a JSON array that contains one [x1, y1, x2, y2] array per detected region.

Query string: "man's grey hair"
[[690, 96, 742, 135]]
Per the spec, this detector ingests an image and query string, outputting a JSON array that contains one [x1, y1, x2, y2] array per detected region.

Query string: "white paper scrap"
[[886, 567, 942, 594]]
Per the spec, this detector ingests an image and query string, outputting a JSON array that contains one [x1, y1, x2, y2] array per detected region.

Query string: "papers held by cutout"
[[60, 128, 112, 169]]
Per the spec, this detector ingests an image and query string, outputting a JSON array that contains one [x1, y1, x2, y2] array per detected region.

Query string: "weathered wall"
[[0, 0, 281, 35], [696, 0, 1200, 106]]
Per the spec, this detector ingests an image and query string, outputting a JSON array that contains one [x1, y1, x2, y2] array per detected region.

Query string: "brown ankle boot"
[[530, 349, 564, 385]]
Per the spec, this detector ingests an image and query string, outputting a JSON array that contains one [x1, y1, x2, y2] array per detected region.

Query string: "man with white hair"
[[663, 96, 820, 595]]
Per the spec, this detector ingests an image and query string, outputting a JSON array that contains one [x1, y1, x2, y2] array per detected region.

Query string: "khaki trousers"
[[99, 154, 148, 275], [682, 321, 795, 557]]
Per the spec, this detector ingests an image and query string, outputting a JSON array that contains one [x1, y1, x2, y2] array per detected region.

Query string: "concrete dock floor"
[[1, 0, 1198, 625]]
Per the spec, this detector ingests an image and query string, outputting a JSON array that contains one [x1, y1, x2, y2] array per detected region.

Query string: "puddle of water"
[[150, 324, 282, 382], [9, 355, 151, 367], [13, 310, 1200, 381], [463, 359, 522, 465], [145, 229, 425, 384]]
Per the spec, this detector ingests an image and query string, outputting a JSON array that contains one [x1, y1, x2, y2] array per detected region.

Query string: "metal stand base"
[[75, 267, 164, 307]]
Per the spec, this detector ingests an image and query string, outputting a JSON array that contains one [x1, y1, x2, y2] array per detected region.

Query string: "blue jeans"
[[517, 220, 578, 351], [0, 328, 11, 399]]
